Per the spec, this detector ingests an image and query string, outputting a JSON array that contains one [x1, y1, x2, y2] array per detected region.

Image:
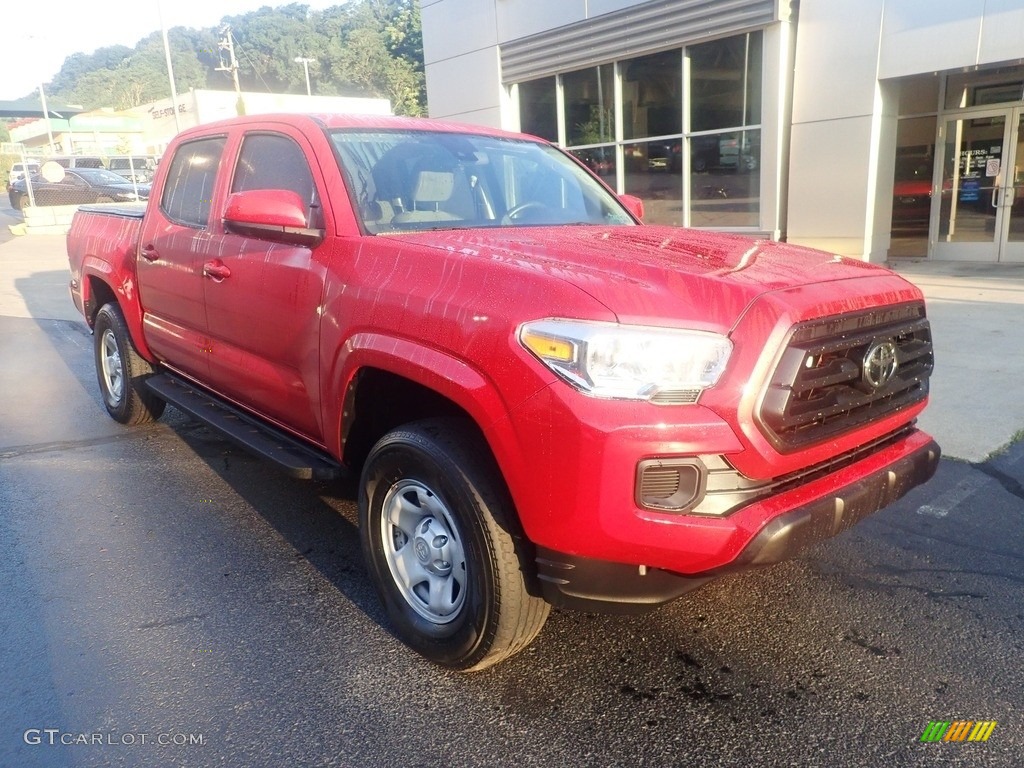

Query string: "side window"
[[160, 136, 226, 228], [231, 133, 317, 224]]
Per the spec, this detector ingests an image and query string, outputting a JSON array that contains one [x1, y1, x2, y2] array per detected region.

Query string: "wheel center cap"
[[414, 537, 431, 564]]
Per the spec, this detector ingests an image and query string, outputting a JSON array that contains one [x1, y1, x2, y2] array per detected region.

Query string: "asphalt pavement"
[[2, 216, 1023, 767]]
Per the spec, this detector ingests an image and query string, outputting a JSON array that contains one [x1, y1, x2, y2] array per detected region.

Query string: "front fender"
[[326, 332, 523, 453]]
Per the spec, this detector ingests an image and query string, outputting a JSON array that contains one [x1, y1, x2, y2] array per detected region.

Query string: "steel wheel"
[[380, 479, 467, 624], [100, 328, 125, 407], [93, 303, 165, 425], [360, 418, 550, 671]]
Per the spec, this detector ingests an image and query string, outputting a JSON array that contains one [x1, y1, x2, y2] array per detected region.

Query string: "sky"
[[0, 0, 341, 102]]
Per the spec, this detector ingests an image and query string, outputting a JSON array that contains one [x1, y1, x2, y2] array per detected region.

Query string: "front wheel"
[[359, 419, 549, 671], [94, 303, 165, 425]]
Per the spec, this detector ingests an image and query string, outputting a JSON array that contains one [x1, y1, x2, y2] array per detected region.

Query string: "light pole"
[[156, 0, 182, 134], [38, 83, 57, 153], [294, 57, 315, 97]]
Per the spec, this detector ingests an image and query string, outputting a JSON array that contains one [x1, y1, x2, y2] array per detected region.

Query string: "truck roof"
[[174, 112, 536, 142]]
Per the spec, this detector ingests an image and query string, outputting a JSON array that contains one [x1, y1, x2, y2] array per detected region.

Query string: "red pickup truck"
[[67, 114, 939, 671]]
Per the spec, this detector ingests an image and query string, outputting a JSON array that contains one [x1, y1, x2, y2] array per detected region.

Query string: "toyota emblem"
[[863, 340, 898, 390]]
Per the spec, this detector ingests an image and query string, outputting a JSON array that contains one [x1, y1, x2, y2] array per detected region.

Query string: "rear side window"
[[160, 137, 226, 228], [231, 133, 317, 219]]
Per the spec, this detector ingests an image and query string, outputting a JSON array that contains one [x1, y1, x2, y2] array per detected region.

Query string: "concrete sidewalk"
[[2, 234, 1022, 462], [889, 259, 1024, 461]]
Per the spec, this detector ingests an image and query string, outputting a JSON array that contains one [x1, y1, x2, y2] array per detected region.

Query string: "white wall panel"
[[978, 0, 1024, 68], [587, 0, 650, 17], [421, 0, 499, 65], [431, 105, 505, 129], [790, 0, 883, 124], [878, 0, 986, 79], [787, 117, 874, 250], [496, 0, 588, 43], [424, 48, 504, 124]]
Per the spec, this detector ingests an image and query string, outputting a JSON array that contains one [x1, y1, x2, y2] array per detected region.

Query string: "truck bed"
[[67, 205, 147, 324]]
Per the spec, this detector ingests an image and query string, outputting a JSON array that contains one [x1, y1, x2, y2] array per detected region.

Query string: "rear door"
[[201, 127, 332, 441], [136, 135, 228, 380]]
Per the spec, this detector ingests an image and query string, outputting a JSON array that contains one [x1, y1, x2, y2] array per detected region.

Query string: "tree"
[[49, 46, 134, 97], [319, 0, 425, 114], [222, 4, 320, 93], [39, 1, 427, 115]]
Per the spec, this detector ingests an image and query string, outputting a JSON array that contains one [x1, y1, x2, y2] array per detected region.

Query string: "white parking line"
[[916, 474, 991, 517]]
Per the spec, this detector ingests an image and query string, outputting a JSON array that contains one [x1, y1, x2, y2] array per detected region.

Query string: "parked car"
[[10, 167, 150, 209], [570, 146, 616, 178], [107, 156, 154, 184], [8, 161, 40, 187], [48, 155, 105, 170], [692, 134, 759, 172], [891, 155, 934, 229], [67, 113, 938, 671]]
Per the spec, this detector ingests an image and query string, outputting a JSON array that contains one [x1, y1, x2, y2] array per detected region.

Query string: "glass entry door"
[[933, 106, 1024, 261], [1003, 110, 1024, 261]]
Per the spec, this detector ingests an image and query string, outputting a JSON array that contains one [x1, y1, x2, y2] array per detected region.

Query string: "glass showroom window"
[[512, 30, 766, 230], [564, 64, 616, 189], [621, 49, 684, 225], [687, 31, 762, 228], [518, 77, 558, 142]]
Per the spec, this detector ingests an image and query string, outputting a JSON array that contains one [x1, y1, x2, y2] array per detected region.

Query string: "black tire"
[[359, 418, 549, 671], [93, 303, 165, 425]]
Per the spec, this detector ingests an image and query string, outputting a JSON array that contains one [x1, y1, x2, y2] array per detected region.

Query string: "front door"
[[201, 129, 330, 442], [933, 106, 1024, 262]]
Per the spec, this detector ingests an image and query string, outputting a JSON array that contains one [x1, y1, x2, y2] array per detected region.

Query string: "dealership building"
[[420, 0, 1024, 263]]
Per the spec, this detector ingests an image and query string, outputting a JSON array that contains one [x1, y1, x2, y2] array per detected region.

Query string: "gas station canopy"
[[0, 99, 85, 119]]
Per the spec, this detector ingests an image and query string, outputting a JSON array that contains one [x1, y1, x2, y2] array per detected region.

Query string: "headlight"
[[519, 319, 732, 403]]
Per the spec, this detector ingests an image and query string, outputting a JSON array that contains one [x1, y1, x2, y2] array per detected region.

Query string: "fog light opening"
[[636, 459, 706, 512]]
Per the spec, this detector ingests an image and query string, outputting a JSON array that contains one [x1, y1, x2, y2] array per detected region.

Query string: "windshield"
[[75, 168, 136, 185], [329, 129, 635, 234]]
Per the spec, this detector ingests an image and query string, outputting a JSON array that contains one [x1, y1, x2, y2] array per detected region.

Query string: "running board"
[[146, 373, 344, 481]]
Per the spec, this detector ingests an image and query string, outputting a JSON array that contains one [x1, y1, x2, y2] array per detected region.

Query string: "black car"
[[9, 168, 151, 210]]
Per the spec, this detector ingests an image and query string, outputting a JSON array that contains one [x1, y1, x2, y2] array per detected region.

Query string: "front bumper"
[[535, 434, 940, 613]]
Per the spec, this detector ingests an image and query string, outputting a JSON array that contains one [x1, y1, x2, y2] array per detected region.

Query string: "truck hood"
[[389, 225, 897, 332]]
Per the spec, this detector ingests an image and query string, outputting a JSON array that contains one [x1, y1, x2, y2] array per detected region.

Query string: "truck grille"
[[758, 303, 933, 452]]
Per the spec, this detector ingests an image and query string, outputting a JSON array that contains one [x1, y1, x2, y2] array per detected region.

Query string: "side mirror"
[[619, 193, 645, 221], [223, 189, 324, 247]]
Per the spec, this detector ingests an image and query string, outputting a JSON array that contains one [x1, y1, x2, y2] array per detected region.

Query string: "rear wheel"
[[359, 418, 549, 671], [94, 303, 165, 424]]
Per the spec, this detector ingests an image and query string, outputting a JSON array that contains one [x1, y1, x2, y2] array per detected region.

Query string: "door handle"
[[140, 244, 160, 261], [202, 260, 232, 280]]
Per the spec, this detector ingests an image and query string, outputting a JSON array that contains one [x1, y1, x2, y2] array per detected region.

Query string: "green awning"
[[0, 99, 86, 119]]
